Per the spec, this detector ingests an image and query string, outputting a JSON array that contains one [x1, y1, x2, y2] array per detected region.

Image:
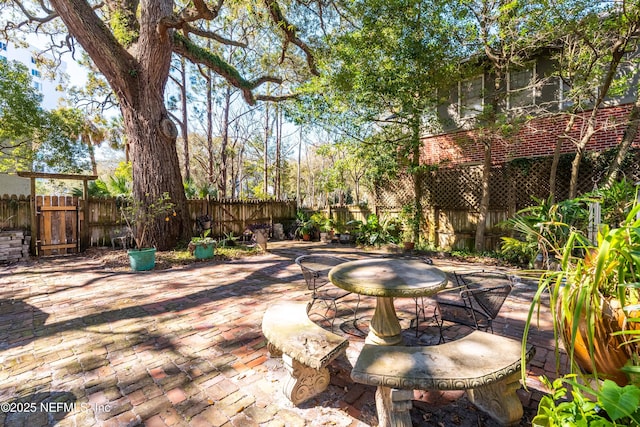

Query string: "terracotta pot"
[[560, 297, 639, 386]]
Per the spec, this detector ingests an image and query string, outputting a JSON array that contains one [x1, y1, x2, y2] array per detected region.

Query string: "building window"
[[508, 65, 536, 109], [31, 69, 41, 78], [31, 56, 37, 64], [33, 82, 42, 91], [459, 76, 484, 118], [0, 55, 6, 62], [558, 76, 574, 110], [0, 42, 6, 51]]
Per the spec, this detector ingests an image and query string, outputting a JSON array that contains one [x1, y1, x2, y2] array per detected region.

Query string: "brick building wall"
[[421, 105, 640, 166]]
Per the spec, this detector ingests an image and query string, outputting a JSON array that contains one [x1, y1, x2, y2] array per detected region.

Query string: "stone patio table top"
[[329, 258, 447, 345]]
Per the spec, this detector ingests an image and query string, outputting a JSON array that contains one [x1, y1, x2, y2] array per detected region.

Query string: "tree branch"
[[172, 32, 284, 105], [157, 0, 222, 36], [183, 24, 248, 48], [167, 111, 183, 128], [251, 76, 285, 87], [48, 0, 139, 104], [12, 0, 58, 25], [263, 0, 319, 76], [256, 93, 298, 102]]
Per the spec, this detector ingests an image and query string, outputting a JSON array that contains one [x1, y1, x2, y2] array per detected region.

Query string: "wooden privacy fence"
[[0, 195, 81, 256], [84, 198, 298, 247], [1, 195, 298, 251], [313, 204, 509, 251], [312, 205, 374, 230], [0, 194, 31, 230], [0, 193, 560, 253], [186, 199, 297, 238]]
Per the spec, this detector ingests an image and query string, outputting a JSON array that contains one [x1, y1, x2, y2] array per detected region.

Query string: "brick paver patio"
[[0, 241, 563, 426]]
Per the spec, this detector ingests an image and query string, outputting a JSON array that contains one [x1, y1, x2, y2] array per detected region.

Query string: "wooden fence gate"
[[36, 196, 80, 256]]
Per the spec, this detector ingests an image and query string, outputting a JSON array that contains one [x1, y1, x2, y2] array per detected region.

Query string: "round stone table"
[[329, 258, 448, 345]]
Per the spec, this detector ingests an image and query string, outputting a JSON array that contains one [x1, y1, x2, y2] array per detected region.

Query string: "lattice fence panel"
[[431, 166, 480, 210], [428, 165, 510, 211], [507, 158, 554, 209], [375, 173, 415, 208], [376, 148, 639, 212]]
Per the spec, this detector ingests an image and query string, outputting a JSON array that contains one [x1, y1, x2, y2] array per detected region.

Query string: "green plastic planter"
[[193, 242, 215, 260], [127, 248, 156, 271]]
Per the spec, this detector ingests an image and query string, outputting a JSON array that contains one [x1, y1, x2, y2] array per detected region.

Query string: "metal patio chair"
[[294, 254, 360, 333], [432, 270, 514, 342], [408, 256, 443, 337]]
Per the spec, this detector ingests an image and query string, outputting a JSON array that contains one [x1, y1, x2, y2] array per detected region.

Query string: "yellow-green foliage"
[[110, 9, 138, 47]]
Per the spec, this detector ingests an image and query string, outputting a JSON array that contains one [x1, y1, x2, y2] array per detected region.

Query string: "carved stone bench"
[[262, 301, 349, 405], [350, 330, 535, 426]]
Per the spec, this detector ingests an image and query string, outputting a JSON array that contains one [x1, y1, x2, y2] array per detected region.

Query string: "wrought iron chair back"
[[294, 254, 359, 332], [431, 271, 513, 342], [455, 271, 513, 317]]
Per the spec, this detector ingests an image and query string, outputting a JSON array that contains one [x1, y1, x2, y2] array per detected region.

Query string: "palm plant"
[[500, 196, 589, 269], [591, 177, 638, 227], [348, 214, 400, 246], [522, 201, 640, 388]]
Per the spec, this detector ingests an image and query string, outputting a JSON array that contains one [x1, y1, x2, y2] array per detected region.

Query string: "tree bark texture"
[[474, 137, 492, 252], [179, 58, 190, 182], [549, 115, 575, 202], [604, 96, 640, 188]]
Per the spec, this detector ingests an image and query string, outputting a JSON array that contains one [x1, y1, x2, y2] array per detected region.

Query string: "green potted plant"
[[295, 212, 319, 241], [317, 215, 334, 243], [188, 229, 216, 260], [522, 201, 640, 387], [120, 192, 175, 271], [299, 219, 316, 241], [399, 203, 419, 250], [332, 220, 350, 244], [532, 374, 640, 426]]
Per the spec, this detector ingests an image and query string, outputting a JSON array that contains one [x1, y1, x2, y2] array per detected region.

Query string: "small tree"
[[121, 193, 175, 250]]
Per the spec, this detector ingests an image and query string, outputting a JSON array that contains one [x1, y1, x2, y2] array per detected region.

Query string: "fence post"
[[81, 178, 90, 251], [29, 178, 36, 255]]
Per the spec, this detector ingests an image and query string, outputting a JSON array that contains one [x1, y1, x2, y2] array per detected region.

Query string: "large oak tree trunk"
[[49, 0, 190, 250], [121, 95, 188, 250]]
